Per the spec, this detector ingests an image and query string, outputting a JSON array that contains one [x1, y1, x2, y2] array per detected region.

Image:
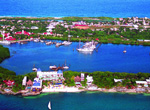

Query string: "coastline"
[[1, 86, 150, 97]]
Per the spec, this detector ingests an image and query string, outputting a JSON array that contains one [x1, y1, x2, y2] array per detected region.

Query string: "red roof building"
[[26, 80, 33, 87], [74, 76, 81, 82], [3, 80, 15, 87]]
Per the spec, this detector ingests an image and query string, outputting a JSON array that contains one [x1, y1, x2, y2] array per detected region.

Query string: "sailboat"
[[48, 101, 51, 110], [63, 60, 69, 69]]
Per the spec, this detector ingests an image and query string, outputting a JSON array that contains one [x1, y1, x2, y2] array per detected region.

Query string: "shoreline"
[[1, 86, 150, 97]]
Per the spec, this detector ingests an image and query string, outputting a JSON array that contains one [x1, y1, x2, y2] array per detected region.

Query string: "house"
[[32, 78, 42, 89], [31, 26, 39, 29], [74, 76, 81, 86], [86, 75, 93, 86], [26, 80, 33, 87], [114, 79, 124, 83], [3, 80, 15, 87]]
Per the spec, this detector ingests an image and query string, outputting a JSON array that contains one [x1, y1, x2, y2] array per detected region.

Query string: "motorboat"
[[49, 65, 57, 69], [34, 39, 39, 42], [0, 33, 11, 45], [77, 47, 94, 52], [32, 68, 37, 71], [55, 42, 62, 47], [123, 47, 127, 53], [46, 41, 52, 45], [40, 40, 44, 43], [62, 41, 72, 45], [0, 40, 11, 45]]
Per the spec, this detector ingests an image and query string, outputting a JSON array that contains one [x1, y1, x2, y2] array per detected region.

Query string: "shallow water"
[[0, 41, 150, 75], [0, 92, 150, 110]]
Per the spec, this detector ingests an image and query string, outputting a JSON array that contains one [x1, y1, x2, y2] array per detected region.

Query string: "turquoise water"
[[0, 92, 150, 110], [0, 41, 150, 75], [0, 0, 150, 17]]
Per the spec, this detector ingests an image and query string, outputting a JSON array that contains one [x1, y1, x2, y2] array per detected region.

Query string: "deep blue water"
[[0, 0, 150, 17], [0, 41, 150, 75], [0, 92, 150, 110]]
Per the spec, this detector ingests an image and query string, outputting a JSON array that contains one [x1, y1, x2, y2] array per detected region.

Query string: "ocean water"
[[0, 0, 150, 17], [0, 92, 150, 110], [0, 41, 150, 75]]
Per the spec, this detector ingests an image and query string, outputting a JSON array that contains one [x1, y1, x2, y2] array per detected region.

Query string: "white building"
[[86, 75, 93, 86], [114, 78, 124, 83], [31, 26, 39, 29], [136, 81, 147, 85], [37, 68, 63, 81], [32, 78, 42, 89], [81, 73, 84, 81]]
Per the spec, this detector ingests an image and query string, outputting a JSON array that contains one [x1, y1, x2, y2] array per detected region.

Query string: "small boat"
[[32, 64, 37, 71], [0, 40, 11, 45], [48, 101, 51, 110], [62, 41, 72, 45], [34, 39, 39, 42], [56, 42, 62, 47], [46, 41, 52, 45], [123, 47, 127, 53], [40, 40, 44, 43], [77, 47, 94, 52], [0, 34, 11, 45], [63, 60, 69, 69], [49, 65, 57, 69], [32, 68, 37, 71]]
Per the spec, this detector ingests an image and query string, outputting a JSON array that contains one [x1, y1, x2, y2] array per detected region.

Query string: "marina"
[[0, 40, 150, 75]]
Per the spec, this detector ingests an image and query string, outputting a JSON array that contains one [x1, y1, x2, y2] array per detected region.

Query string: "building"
[[26, 80, 33, 87], [86, 75, 93, 86], [31, 26, 39, 29], [32, 78, 42, 89], [3, 80, 15, 87], [114, 79, 124, 83], [81, 73, 84, 81], [74, 76, 81, 86], [37, 68, 64, 81]]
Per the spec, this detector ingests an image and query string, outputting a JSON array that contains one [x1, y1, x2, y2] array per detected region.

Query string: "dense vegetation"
[[0, 45, 10, 63], [0, 65, 36, 92], [64, 71, 150, 89]]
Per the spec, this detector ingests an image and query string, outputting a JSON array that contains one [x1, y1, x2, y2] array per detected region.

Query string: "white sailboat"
[[48, 101, 51, 110], [63, 60, 69, 69]]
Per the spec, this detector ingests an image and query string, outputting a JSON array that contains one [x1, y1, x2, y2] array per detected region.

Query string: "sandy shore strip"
[[42, 86, 84, 93]]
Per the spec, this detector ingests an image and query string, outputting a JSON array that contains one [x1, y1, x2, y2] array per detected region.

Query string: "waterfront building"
[[86, 75, 93, 86], [3, 80, 15, 87], [81, 73, 84, 81], [37, 68, 64, 81], [74, 76, 81, 86], [32, 78, 42, 89], [26, 80, 33, 87]]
